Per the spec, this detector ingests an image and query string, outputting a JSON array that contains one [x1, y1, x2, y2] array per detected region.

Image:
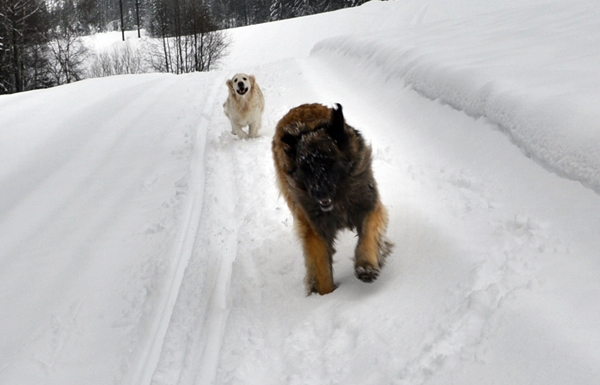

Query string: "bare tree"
[[147, 0, 229, 74], [46, 0, 88, 85], [89, 41, 145, 77]]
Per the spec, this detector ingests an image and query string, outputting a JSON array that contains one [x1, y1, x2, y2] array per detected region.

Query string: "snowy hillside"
[[1, 1, 599, 384]]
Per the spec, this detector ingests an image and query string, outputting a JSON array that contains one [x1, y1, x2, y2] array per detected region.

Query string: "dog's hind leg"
[[296, 212, 335, 295], [354, 201, 394, 283]]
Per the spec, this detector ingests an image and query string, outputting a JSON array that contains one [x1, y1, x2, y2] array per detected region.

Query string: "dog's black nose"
[[310, 186, 334, 207], [237, 81, 245, 88]]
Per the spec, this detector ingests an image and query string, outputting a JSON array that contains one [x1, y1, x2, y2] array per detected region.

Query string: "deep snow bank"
[[311, 0, 600, 192]]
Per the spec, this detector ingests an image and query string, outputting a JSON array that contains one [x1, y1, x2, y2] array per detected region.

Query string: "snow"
[[312, 0, 600, 192], [1, 0, 600, 384]]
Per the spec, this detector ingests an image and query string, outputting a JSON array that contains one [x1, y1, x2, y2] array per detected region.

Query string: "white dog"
[[223, 73, 265, 139]]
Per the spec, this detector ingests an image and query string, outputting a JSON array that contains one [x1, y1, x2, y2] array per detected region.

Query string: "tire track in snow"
[[133, 77, 220, 385]]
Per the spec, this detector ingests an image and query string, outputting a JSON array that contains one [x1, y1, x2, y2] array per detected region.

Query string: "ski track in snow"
[[147, 68, 287, 385], [133, 76, 221, 385], [148, 60, 325, 385]]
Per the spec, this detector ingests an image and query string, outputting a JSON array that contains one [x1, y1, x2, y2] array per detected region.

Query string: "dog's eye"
[[234, 78, 238, 82], [243, 77, 247, 81]]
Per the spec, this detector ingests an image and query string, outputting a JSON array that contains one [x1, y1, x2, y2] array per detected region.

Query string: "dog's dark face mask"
[[281, 104, 351, 212], [296, 141, 349, 211]]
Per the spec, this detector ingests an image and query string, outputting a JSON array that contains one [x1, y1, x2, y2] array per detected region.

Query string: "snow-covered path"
[[2, 1, 600, 384]]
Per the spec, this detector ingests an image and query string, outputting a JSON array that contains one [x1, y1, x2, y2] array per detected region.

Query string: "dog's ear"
[[327, 103, 349, 150], [280, 133, 298, 159], [249, 75, 256, 85], [226, 79, 234, 91]]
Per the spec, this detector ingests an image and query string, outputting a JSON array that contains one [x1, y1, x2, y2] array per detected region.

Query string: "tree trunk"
[[11, 26, 22, 92]]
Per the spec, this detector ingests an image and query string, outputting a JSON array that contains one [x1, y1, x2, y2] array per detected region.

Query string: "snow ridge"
[[311, 0, 600, 193]]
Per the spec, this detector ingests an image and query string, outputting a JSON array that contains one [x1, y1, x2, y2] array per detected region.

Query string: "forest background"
[[0, 0, 368, 94]]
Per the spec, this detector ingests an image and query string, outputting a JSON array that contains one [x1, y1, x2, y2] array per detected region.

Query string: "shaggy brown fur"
[[223, 73, 265, 139], [272, 103, 393, 295]]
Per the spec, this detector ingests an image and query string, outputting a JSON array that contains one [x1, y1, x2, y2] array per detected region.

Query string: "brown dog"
[[272, 103, 393, 295]]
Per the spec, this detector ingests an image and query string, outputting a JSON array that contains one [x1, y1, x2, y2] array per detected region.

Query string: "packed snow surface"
[[1, 1, 600, 384]]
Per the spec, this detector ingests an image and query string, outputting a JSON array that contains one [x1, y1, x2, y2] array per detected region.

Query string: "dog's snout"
[[319, 198, 332, 206], [237, 81, 245, 88], [316, 195, 333, 212], [309, 184, 334, 202], [310, 186, 326, 200]]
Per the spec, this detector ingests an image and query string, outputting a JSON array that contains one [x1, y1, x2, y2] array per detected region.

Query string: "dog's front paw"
[[306, 276, 337, 295], [355, 265, 380, 283], [232, 130, 248, 139]]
